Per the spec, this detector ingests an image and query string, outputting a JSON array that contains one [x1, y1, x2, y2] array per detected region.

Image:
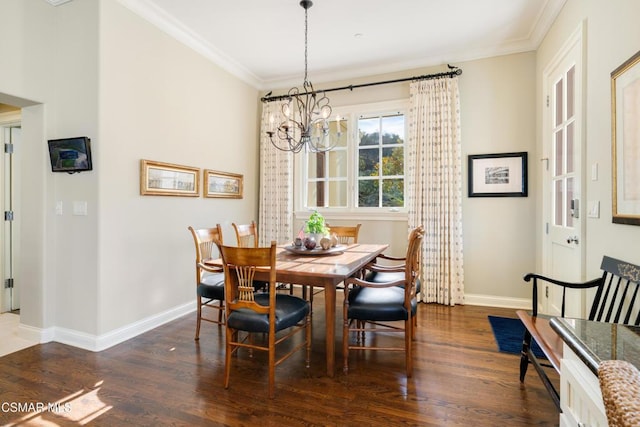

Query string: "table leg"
[[324, 284, 336, 377]]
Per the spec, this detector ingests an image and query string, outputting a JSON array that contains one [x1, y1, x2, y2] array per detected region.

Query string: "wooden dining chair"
[[326, 224, 361, 245], [232, 221, 258, 248], [219, 241, 311, 398], [187, 225, 225, 340], [342, 225, 424, 377], [231, 221, 272, 292]]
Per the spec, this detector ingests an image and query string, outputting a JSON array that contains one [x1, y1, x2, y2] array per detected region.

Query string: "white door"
[[542, 26, 585, 317], [1, 121, 20, 313]]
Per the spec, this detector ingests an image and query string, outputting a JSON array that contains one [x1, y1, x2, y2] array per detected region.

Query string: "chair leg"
[[268, 329, 276, 399], [405, 318, 413, 377], [224, 328, 234, 389], [343, 315, 350, 374], [519, 330, 532, 382], [195, 299, 202, 340], [218, 300, 224, 323], [305, 313, 311, 368]]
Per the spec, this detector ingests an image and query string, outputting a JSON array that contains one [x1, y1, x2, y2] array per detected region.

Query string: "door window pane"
[[555, 79, 563, 126], [555, 129, 564, 176], [567, 122, 574, 173], [567, 66, 575, 120]]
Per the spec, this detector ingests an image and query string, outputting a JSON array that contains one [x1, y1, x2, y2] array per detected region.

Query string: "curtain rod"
[[261, 66, 462, 103]]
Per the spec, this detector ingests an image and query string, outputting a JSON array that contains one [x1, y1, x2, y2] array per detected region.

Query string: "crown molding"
[[528, 0, 568, 48]]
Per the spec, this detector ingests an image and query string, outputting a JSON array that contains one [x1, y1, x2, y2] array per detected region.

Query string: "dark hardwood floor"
[[0, 293, 559, 426]]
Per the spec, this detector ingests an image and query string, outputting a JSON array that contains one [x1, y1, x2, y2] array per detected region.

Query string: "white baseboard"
[[464, 293, 531, 310], [18, 302, 195, 352]]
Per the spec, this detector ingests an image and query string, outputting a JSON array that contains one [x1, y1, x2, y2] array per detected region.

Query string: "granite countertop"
[[550, 317, 640, 376]]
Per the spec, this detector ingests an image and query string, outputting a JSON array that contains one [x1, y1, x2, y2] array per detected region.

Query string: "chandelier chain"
[[304, 6, 308, 83]]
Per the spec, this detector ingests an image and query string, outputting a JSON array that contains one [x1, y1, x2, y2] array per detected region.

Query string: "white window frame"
[[294, 99, 409, 222]]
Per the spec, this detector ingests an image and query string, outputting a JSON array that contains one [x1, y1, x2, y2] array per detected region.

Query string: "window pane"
[[358, 117, 379, 146], [359, 147, 379, 177], [554, 180, 563, 226], [306, 181, 325, 207], [567, 66, 575, 120], [555, 79, 563, 126], [331, 119, 348, 148], [382, 179, 404, 207], [358, 180, 379, 207], [381, 115, 404, 145], [382, 146, 403, 176], [555, 129, 564, 176], [307, 153, 319, 179], [328, 149, 347, 177], [328, 181, 347, 207]]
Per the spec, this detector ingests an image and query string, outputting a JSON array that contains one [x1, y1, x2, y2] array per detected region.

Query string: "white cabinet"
[[559, 343, 608, 427]]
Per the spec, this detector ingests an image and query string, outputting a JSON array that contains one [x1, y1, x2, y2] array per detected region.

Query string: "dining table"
[[206, 242, 389, 377]]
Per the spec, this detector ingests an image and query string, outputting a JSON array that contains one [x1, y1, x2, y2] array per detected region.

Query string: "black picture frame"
[[468, 152, 528, 197]]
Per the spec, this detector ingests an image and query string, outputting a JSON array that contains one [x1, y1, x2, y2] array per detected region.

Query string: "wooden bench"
[[516, 256, 640, 410]]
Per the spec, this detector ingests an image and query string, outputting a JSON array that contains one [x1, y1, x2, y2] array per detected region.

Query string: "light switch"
[[55, 201, 63, 215], [591, 162, 598, 181], [587, 200, 600, 218], [73, 201, 87, 216]]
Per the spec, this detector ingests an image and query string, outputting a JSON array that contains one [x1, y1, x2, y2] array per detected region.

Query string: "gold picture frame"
[[140, 159, 200, 197], [612, 50, 640, 225], [204, 169, 243, 199]]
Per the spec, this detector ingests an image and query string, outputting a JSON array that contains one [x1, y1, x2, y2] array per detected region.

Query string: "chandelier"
[[266, 0, 341, 153]]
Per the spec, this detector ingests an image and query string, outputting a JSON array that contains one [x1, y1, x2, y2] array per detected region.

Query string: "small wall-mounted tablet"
[[47, 136, 93, 173]]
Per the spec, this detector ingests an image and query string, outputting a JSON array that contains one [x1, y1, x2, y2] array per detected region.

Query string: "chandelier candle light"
[[266, 0, 341, 153]]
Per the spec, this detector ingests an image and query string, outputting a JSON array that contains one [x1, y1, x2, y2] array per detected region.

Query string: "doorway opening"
[[0, 104, 21, 314]]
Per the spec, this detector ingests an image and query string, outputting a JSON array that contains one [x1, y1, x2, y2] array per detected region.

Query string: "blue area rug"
[[488, 315, 546, 359]]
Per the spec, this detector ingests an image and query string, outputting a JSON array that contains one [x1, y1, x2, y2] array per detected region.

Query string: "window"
[[301, 100, 407, 213], [357, 114, 405, 207]]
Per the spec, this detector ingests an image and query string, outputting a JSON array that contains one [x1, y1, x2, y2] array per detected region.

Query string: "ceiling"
[[112, 1, 565, 90]]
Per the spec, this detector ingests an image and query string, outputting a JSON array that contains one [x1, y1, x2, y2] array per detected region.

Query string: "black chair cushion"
[[347, 286, 417, 321], [198, 272, 225, 300], [365, 271, 421, 293], [227, 294, 309, 333]]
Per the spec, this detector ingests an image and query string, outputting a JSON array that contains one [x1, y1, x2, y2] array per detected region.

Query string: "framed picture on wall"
[[140, 159, 200, 197], [204, 169, 243, 198], [468, 152, 528, 197], [611, 49, 640, 225]]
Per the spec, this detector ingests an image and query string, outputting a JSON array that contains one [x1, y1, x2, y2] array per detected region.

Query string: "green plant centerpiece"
[[304, 211, 329, 235], [303, 211, 330, 249]]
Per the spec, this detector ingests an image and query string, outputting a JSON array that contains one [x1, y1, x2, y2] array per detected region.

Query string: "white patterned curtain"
[[407, 77, 465, 306], [258, 102, 293, 246]]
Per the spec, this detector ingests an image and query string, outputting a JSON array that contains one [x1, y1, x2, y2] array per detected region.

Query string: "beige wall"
[[97, 1, 259, 334]]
